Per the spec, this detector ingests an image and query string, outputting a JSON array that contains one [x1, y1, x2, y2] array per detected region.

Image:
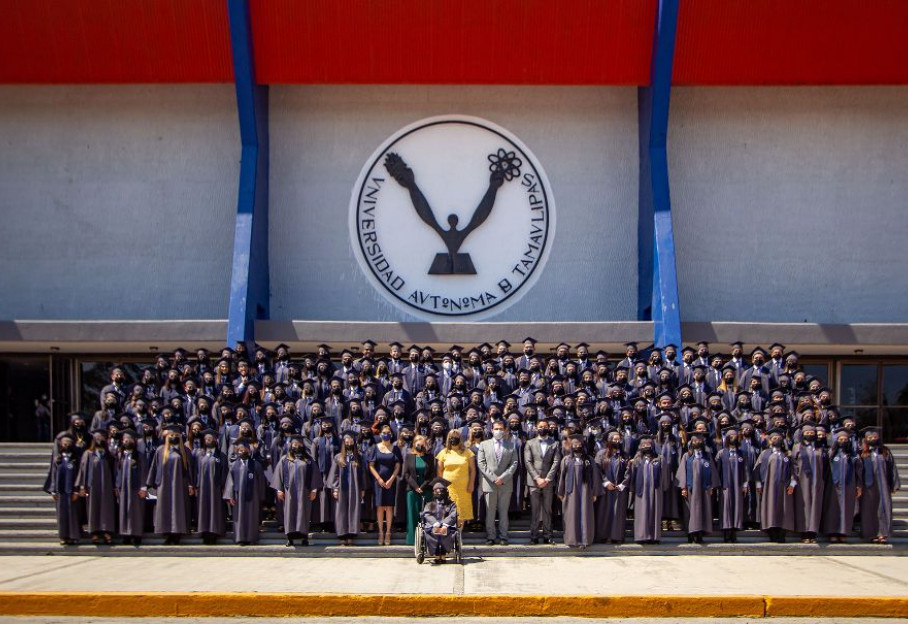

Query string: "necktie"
[[495, 441, 502, 463]]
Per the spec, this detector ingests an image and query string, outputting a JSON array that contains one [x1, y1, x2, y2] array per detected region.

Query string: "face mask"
[[572, 446, 583, 455], [380, 433, 391, 442], [640, 445, 653, 455], [537, 429, 549, 438], [771, 438, 783, 448], [509, 422, 520, 431], [868, 439, 880, 447], [122, 440, 134, 450], [206, 439, 217, 448], [492, 430, 505, 441], [281, 425, 293, 432], [345, 442, 355, 450], [434, 490, 446, 501], [168, 436, 179, 444], [414, 444, 426, 453], [443, 362, 452, 371], [401, 434, 414, 443], [449, 435, 461, 446]]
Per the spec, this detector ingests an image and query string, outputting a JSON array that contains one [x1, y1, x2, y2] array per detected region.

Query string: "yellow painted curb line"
[[0, 592, 905, 618]]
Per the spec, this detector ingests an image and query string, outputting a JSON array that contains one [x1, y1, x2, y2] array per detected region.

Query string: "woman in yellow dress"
[[436, 429, 475, 527]]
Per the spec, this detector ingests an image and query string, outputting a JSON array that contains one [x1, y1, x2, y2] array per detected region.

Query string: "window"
[[838, 362, 908, 443]]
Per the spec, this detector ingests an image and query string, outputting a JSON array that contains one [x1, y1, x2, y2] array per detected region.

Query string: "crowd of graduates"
[[45, 339, 900, 550]]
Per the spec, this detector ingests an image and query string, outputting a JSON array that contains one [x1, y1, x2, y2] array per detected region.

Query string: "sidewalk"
[[0, 555, 906, 618]]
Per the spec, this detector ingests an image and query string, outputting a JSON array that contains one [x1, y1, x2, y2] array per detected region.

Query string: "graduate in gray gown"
[[328, 431, 365, 545], [823, 428, 862, 542], [714, 427, 750, 543], [627, 435, 663, 544], [75, 428, 117, 544], [676, 431, 716, 544], [421, 478, 458, 563], [594, 429, 630, 543], [654, 414, 682, 531], [557, 434, 602, 549], [145, 424, 196, 545], [194, 429, 229, 545], [755, 428, 796, 543], [858, 427, 901, 543], [272, 435, 323, 546], [224, 439, 266, 545], [791, 423, 828, 543], [45, 432, 81, 545], [114, 429, 148, 545]]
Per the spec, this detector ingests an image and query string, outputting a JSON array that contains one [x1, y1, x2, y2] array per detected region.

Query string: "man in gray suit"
[[476, 419, 519, 545], [523, 417, 562, 544]]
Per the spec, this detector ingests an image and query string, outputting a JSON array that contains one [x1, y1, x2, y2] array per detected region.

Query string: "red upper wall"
[[0, 0, 233, 83], [673, 0, 908, 85], [1, 0, 906, 85]]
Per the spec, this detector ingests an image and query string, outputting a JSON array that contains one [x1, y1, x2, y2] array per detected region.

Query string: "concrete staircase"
[[0, 442, 904, 557]]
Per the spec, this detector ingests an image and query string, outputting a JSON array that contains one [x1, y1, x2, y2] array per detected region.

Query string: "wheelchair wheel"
[[453, 530, 463, 563], [415, 529, 425, 564]]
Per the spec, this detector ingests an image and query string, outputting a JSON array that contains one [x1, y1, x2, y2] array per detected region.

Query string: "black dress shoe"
[[544, 538, 556, 544], [485, 539, 495, 545], [529, 538, 539, 545]]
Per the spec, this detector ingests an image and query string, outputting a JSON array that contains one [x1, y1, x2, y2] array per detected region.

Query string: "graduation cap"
[[118, 428, 138, 439], [696, 341, 709, 348], [57, 431, 76, 442], [769, 343, 786, 351], [766, 427, 787, 437], [397, 422, 415, 433], [441, 353, 453, 362], [407, 344, 421, 353], [361, 340, 377, 350], [388, 341, 403, 349], [340, 348, 354, 357], [522, 337, 538, 346], [750, 346, 768, 358], [390, 371, 404, 380], [422, 346, 437, 354], [730, 341, 744, 349], [860, 426, 882, 438], [656, 390, 674, 401], [162, 424, 183, 434], [657, 413, 675, 426], [785, 351, 800, 360], [316, 344, 332, 352], [576, 342, 590, 349], [90, 427, 110, 436], [429, 477, 451, 491], [496, 340, 512, 349], [624, 342, 638, 349], [681, 346, 696, 355]]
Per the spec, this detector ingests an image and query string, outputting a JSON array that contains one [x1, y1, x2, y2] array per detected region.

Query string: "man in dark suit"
[[523, 418, 562, 544]]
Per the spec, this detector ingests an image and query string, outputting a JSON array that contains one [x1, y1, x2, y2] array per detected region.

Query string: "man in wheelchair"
[[421, 478, 458, 563]]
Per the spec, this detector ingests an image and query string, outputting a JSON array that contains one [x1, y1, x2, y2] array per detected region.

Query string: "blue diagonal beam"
[[226, 0, 269, 348], [637, 0, 681, 348]]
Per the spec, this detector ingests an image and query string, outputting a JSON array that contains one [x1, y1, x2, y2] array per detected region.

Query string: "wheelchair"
[[415, 521, 463, 564]]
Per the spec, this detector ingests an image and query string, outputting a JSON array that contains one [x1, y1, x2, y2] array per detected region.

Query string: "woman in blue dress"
[[368, 424, 403, 545]]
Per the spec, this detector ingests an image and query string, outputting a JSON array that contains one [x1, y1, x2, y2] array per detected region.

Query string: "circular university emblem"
[[350, 116, 556, 320]]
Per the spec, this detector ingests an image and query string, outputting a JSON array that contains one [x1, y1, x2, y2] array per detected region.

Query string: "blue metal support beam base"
[[226, 0, 269, 348], [637, 0, 682, 349]]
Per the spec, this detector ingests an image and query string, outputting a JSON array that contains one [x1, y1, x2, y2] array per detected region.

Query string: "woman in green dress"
[[403, 434, 436, 545]]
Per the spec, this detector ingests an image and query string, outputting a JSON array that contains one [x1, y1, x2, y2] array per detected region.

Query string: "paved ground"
[[0, 619, 903, 624], [0, 555, 907, 596]]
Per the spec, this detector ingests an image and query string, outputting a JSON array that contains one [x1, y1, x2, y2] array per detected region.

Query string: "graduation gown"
[[313, 434, 340, 524], [655, 437, 682, 521], [792, 442, 828, 534], [271, 455, 323, 536], [715, 447, 749, 530], [628, 455, 663, 542], [224, 457, 266, 543], [421, 498, 458, 555], [327, 453, 365, 536], [756, 449, 796, 532], [739, 438, 762, 526], [194, 448, 229, 536], [146, 446, 195, 535], [859, 449, 901, 539], [508, 435, 527, 513], [75, 450, 116, 533], [115, 450, 148, 537], [676, 450, 715, 534], [557, 456, 601, 547], [45, 453, 81, 541], [594, 451, 629, 542], [823, 450, 862, 536]]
